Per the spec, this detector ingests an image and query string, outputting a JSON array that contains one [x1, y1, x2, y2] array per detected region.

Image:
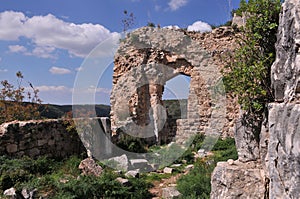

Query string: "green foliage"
[[224, 0, 281, 113], [0, 71, 42, 124], [212, 138, 238, 162], [0, 156, 57, 192], [150, 143, 186, 168], [116, 134, 148, 153], [0, 155, 152, 198], [177, 160, 214, 199], [176, 137, 238, 198], [147, 22, 156, 27]]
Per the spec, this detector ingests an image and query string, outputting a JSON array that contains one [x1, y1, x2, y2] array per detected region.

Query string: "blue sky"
[[0, 0, 240, 105]]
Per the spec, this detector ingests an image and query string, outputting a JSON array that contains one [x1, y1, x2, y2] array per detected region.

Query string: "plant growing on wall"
[[223, 0, 281, 114], [0, 71, 42, 124]]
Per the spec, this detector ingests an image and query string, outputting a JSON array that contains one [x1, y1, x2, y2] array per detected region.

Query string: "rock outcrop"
[[211, 0, 300, 198]]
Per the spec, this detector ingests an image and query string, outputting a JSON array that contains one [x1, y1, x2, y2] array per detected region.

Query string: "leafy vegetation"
[[0, 155, 152, 198], [0, 71, 42, 124], [116, 134, 148, 153], [223, 0, 281, 113], [177, 137, 238, 199]]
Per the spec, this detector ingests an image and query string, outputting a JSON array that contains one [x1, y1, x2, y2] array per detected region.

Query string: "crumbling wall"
[[0, 117, 112, 159], [111, 26, 240, 144]]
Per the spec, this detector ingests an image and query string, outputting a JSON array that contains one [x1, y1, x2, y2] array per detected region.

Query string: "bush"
[[177, 160, 214, 199], [116, 134, 148, 153], [177, 137, 238, 198], [224, 0, 281, 113], [0, 71, 42, 124]]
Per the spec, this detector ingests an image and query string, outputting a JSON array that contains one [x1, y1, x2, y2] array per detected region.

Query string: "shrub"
[[177, 160, 214, 199], [223, 0, 281, 113], [116, 134, 148, 153], [0, 71, 42, 124]]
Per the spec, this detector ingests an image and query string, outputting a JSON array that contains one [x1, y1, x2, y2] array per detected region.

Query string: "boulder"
[[79, 158, 103, 177], [108, 154, 129, 171], [162, 187, 181, 199], [210, 161, 266, 199]]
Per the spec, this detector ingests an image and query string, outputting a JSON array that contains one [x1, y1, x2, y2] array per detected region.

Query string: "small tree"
[[0, 71, 42, 124], [224, 0, 281, 114]]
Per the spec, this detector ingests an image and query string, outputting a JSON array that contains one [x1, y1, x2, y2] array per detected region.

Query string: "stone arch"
[[111, 26, 239, 144]]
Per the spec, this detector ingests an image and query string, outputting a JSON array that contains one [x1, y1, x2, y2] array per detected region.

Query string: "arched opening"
[[162, 74, 191, 120]]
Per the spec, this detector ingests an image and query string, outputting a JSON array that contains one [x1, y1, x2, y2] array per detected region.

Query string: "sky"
[[0, 0, 240, 105]]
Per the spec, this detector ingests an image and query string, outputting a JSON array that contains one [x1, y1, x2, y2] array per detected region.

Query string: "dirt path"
[[149, 173, 183, 199]]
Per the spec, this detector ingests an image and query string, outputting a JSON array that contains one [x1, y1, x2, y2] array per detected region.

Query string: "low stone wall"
[[0, 117, 112, 159]]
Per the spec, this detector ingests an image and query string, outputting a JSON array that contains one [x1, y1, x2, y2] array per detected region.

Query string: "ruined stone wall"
[[111, 26, 240, 144], [0, 119, 86, 158], [0, 117, 112, 159], [211, 1, 300, 198]]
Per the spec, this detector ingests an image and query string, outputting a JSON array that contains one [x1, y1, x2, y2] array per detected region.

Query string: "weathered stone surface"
[[234, 111, 261, 162], [108, 154, 129, 171], [268, 103, 300, 198], [79, 158, 103, 177], [162, 187, 181, 199], [125, 169, 140, 178], [0, 117, 111, 159], [111, 26, 240, 145], [3, 187, 17, 197], [129, 159, 152, 170], [163, 167, 173, 174], [21, 188, 37, 199], [231, 13, 248, 28], [116, 177, 130, 186], [210, 161, 266, 199], [271, 0, 300, 102], [211, 1, 300, 198], [0, 119, 86, 158]]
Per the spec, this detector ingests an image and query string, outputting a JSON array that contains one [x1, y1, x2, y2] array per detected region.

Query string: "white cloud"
[[49, 66, 72, 75], [35, 85, 71, 92], [32, 46, 56, 59], [168, 0, 188, 11], [0, 11, 114, 58], [187, 21, 212, 33], [0, 69, 8, 73], [8, 45, 28, 53]]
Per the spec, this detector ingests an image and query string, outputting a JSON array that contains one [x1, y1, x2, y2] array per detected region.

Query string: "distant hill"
[[163, 99, 187, 119], [39, 104, 111, 119]]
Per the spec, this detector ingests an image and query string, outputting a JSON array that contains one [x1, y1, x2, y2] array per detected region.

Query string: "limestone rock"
[[271, 0, 300, 102], [268, 103, 300, 198], [162, 187, 181, 199], [79, 158, 103, 177], [21, 188, 37, 199], [4, 187, 16, 197], [125, 169, 140, 178], [231, 13, 248, 28], [108, 154, 129, 171], [210, 161, 266, 199], [163, 167, 173, 174], [234, 111, 261, 162], [116, 177, 130, 186]]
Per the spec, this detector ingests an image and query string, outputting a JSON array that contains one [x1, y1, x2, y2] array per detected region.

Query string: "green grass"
[[0, 155, 152, 199]]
